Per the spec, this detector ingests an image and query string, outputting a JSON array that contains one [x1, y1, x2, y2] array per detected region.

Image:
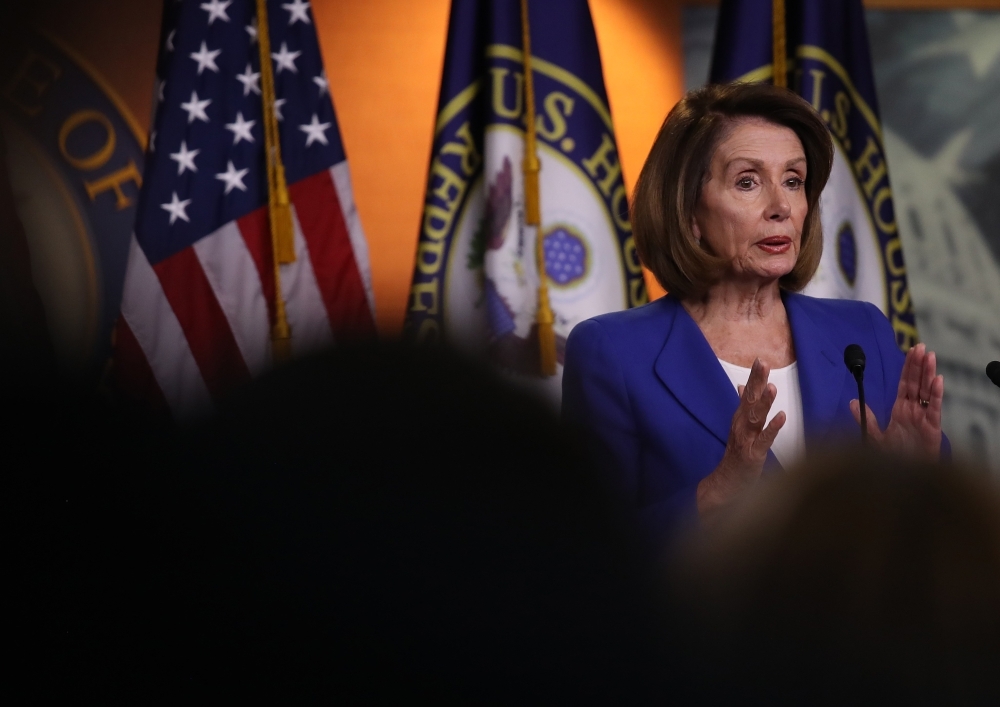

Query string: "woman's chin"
[[730, 263, 795, 284]]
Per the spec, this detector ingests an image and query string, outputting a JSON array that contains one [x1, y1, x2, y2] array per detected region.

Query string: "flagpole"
[[255, 0, 295, 361], [772, 0, 787, 88], [520, 0, 557, 376]]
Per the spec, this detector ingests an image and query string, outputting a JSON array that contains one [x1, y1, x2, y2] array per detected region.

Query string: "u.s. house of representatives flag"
[[115, 0, 375, 417], [711, 0, 917, 350], [405, 0, 647, 402]]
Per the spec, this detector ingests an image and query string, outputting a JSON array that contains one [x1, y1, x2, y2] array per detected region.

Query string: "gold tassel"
[[772, 0, 787, 88], [520, 0, 556, 376], [255, 0, 294, 361], [272, 165, 296, 263], [271, 300, 293, 362], [523, 153, 541, 226], [536, 282, 556, 375]]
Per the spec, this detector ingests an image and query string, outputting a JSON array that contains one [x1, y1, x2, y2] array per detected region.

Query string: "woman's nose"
[[766, 183, 792, 220]]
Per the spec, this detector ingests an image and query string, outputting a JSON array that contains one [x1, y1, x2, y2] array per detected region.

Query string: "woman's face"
[[693, 119, 808, 284]]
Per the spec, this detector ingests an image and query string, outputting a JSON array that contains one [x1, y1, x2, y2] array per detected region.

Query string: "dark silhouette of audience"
[[10, 341, 1000, 702], [668, 449, 1000, 706], [10, 343, 666, 701]]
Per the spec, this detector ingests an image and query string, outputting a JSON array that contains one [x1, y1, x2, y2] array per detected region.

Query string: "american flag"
[[115, 0, 375, 418]]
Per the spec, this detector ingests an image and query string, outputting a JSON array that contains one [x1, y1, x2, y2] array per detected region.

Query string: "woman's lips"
[[756, 236, 792, 254]]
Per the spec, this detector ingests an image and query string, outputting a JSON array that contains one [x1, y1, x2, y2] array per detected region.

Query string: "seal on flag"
[[795, 46, 918, 350], [709, 0, 918, 351], [406, 1, 646, 394]]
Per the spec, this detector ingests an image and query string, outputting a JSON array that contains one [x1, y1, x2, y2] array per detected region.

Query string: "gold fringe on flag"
[[520, 0, 556, 376], [255, 0, 294, 361], [772, 0, 787, 88]]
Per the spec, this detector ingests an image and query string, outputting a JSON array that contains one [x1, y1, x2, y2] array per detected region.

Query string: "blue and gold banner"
[[711, 0, 917, 350], [405, 0, 646, 400]]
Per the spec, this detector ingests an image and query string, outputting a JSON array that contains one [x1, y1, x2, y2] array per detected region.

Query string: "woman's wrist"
[[697, 464, 744, 518]]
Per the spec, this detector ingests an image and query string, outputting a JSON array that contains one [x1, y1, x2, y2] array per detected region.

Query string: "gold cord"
[[772, 0, 787, 88], [520, 0, 556, 376], [255, 0, 294, 361]]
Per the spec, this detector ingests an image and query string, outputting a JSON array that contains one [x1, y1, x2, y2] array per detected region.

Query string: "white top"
[[717, 359, 806, 468]]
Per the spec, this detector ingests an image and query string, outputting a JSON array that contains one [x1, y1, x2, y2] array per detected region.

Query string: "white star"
[[225, 112, 256, 145], [282, 0, 311, 25], [273, 98, 287, 121], [215, 161, 249, 195], [312, 70, 328, 97], [299, 113, 331, 147], [235, 63, 261, 96], [200, 0, 232, 24], [189, 41, 222, 75], [169, 140, 200, 175], [180, 91, 211, 123], [245, 17, 258, 44], [166, 29, 176, 52], [161, 192, 192, 225], [157, 78, 166, 102], [271, 42, 301, 74]]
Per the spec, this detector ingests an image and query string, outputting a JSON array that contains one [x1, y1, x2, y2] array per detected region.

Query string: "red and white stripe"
[[115, 163, 376, 418]]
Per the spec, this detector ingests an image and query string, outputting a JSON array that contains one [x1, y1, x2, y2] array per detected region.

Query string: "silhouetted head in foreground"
[[169, 344, 665, 700], [13, 343, 666, 700], [669, 448, 1000, 706]]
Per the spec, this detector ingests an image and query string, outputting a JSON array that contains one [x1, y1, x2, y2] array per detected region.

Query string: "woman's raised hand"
[[850, 343, 944, 459], [697, 358, 785, 519]]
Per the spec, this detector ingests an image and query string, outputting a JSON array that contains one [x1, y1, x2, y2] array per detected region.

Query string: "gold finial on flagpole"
[[772, 0, 787, 88], [520, 0, 556, 376], [255, 0, 294, 361]]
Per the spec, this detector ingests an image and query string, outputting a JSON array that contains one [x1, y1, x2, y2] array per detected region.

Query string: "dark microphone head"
[[844, 344, 866, 375], [987, 361, 1000, 388]]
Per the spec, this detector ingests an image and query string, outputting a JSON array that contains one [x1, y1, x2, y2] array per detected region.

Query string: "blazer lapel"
[[785, 292, 848, 444], [654, 298, 741, 447]]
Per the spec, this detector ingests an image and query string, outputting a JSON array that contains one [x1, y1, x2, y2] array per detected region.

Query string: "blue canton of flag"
[[711, 0, 918, 350], [115, 0, 375, 418]]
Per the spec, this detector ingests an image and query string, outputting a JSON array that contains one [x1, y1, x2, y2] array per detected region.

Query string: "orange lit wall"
[[34, 0, 685, 335], [313, 0, 683, 329]]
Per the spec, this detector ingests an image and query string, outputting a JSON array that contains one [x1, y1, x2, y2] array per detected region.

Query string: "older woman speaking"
[[562, 82, 946, 538]]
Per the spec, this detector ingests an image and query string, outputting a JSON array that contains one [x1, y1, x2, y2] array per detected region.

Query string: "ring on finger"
[[919, 398, 929, 408]]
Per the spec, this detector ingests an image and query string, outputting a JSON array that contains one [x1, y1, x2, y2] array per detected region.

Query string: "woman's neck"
[[682, 278, 796, 368], [683, 278, 784, 325]]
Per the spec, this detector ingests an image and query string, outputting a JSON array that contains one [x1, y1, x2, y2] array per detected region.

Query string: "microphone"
[[844, 344, 868, 444], [988, 361, 1000, 389]]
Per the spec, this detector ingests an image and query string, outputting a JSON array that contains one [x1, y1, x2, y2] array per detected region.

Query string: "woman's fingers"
[[899, 343, 925, 404], [751, 410, 785, 457], [850, 399, 884, 442], [925, 373, 944, 429], [749, 383, 778, 428], [741, 359, 774, 423], [918, 350, 937, 404], [742, 382, 776, 430], [730, 360, 779, 455], [743, 358, 769, 403], [895, 346, 912, 402]]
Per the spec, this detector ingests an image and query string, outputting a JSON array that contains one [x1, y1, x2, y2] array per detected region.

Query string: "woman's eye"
[[786, 177, 804, 188], [737, 177, 755, 189]]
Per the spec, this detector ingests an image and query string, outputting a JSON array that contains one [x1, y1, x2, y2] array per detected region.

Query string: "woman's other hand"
[[850, 343, 944, 459], [697, 359, 785, 519]]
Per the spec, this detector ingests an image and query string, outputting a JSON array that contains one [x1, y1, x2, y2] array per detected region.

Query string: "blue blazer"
[[562, 292, 937, 541]]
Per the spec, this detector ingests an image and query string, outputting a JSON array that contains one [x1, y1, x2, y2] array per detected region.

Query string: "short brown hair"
[[632, 82, 834, 300]]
